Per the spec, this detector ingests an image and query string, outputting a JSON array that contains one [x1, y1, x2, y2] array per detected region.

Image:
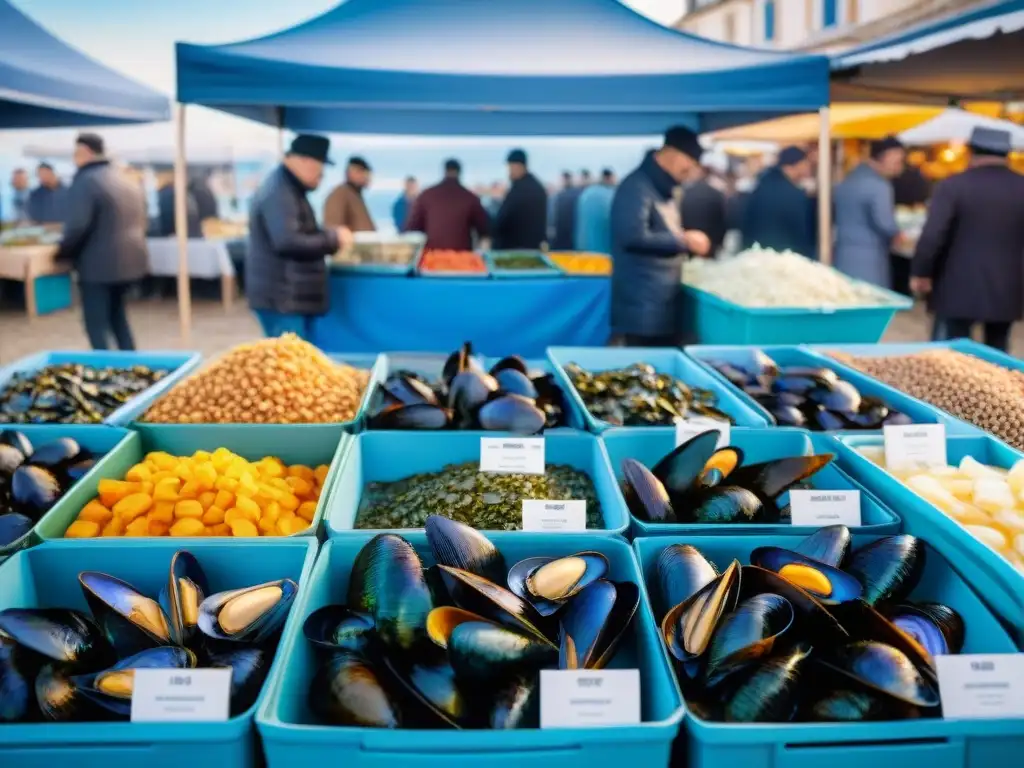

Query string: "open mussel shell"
[[35, 662, 103, 722], [913, 603, 964, 654], [0, 608, 115, 670], [821, 641, 940, 708], [651, 431, 720, 495], [558, 579, 615, 670], [0, 513, 33, 548], [383, 655, 467, 728], [0, 429, 33, 458], [310, 651, 401, 728], [0, 444, 25, 476], [450, 621, 558, 684], [846, 535, 925, 607], [476, 393, 546, 435], [304, 606, 375, 653], [705, 593, 794, 688], [507, 558, 563, 616], [888, 603, 963, 657], [491, 676, 539, 729], [690, 486, 763, 524], [427, 606, 495, 649], [807, 380, 862, 414], [524, 552, 608, 603], [75, 646, 197, 717], [663, 560, 740, 662], [726, 454, 834, 501], [489, 355, 529, 377], [621, 459, 674, 523], [158, 550, 208, 647], [27, 438, 82, 471], [738, 566, 849, 647], [11, 465, 61, 519], [589, 581, 640, 670], [494, 369, 537, 400], [793, 525, 851, 569], [830, 600, 934, 674], [655, 544, 718, 619], [370, 403, 453, 430], [198, 578, 297, 644], [723, 643, 812, 723], [750, 546, 863, 605], [697, 448, 744, 488], [208, 647, 270, 716], [449, 370, 499, 418], [383, 373, 438, 407], [808, 688, 908, 722], [438, 565, 557, 646], [425, 514, 506, 585]]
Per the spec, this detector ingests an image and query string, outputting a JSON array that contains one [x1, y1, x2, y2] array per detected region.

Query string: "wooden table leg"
[[23, 260, 37, 320], [221, 273, 235, 312]]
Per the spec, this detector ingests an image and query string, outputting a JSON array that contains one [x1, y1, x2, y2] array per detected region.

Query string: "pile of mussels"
[[304, 516, 639, 729], [368, 342, 568, 435], [622, 431, 833, 524], [709, 352, 910, 430], [0, 550, 295, 722], [654, 525, 961, 722], [1, 431, 99, 548]]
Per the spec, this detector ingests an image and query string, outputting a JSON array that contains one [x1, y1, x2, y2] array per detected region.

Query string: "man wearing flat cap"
[[912, 127, 1024, 351], [741, 146, 816, 258], [247, 134, 353, 339], [609, 126, 711, 346], [493, 149, 547, 250]]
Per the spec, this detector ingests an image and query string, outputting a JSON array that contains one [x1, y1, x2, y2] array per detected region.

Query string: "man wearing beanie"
[[610, 126, 711, 346], [493, 149, 547, 250], [741, 146, 816, 258]]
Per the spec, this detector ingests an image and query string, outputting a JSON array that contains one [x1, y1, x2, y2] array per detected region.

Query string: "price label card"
[[676, 417, 730, 449], [883, 424, 947, 471], [480, 437, 545, 475], [789, 489, 862, 527], [131, 668, 232, 722], [522, 500, 587, 531], [935, 654, 1024, 719], [539, 669, 641, 729]]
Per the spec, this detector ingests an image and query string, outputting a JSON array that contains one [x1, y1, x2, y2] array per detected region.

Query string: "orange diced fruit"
[[195, 463, 218, 490], [215, 477, 238, 493], [278, 516, 309, 536], [235, 495, 261, 521], [279, 493, 300, 511], [202, 506, 226, 525], [101, 517, 126, 537], [198, 491, 217, 509], [78, 501, 113, 525], [153, 477, 181, 501], [149, 520, 171, 537], [259, 458, 285, 478], [288, 464, 315, 482], [214, 490, 234, 509], [286, 476, 313, 498], [192, 450, 213, 462], [175, 500, 204, 519], [258, 516, 277, 535], [113, 493, 153, 523], [65, 520, 100, 538], [170, 518, 205, 537], [229, 519, 260, 537], [178, 480, 199, 499], [149, 502, 175, 524], [147, 451, 178, 471], [98, 479, 139, 507], [125, 516, 151, 536], [314, 465, 330, 485], [124, 464, 152, 482], [296, 501, 318, 523], [209, 523, 232, 536]]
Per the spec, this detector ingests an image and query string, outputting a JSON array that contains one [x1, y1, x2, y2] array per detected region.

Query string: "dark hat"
[[663, 125, 703, 162], [348, 156, 371, 171], [507, 149, 528, 165], [778, 146, 808, 166], [444, 158, 462, 173], [288, 134, 333, 165], [76, 133, 105, 155], [869, 136, 905, 159], [969, 126, 1012, 156]]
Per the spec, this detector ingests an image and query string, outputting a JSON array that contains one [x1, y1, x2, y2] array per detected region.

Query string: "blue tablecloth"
[[310, 274, 610, 356]]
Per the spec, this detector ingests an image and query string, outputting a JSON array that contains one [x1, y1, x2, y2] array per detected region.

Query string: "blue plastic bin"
[[0, 426, 133, 558], [546, 346, 769, 434], [0, 350, 201, 426], [327, 430, 629, 536], [634, 534, 1023, 768], [603, 427, 900, 537], [485, 250, 562, 279], [0, 537, 317, 768], [829, 432, 1024, 642], [33, 273, 73, 314], [257, 533, 683, 768]]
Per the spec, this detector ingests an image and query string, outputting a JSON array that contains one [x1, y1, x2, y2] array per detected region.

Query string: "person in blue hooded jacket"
[[610, 126, 710, 346], [741, 146, 816, 258]]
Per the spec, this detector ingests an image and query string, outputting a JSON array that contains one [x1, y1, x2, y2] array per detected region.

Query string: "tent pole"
[[817, 106, 833, 265], [174, 103, 193, 345]]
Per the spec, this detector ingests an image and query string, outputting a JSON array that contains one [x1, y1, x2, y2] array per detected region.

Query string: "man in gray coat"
[[56, 134, 149, 350], [247, 135, 352, 340]]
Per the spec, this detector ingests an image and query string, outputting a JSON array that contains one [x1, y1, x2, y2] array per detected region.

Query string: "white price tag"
[[131, 668, 232, 722], [883, 424, 947, 471], [539, 669, 641, 728], [480, 437, 545, 475], [522, 500, 587, 531], [789, 489, 862, 527], [936, 655, 1024, 719], [676, 417, 730, 449]]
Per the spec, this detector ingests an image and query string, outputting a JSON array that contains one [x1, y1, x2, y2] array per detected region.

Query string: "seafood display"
[[857, 446, 1024, 573], [141, 335, 370, 424], [304, 518, 639, 728], [652, 526, 960, 722], [488, 251, 552, 271], [564, 362, 735, 427], [620, 431, 834, 525], [419, 250, 488, 274], [355, 462, 603, 530], [65, 448, 328, 538], [0, 550, 296, 722], [368, 342, 568, 434], [683, 247, 902, 308], [334, 233, 425, 268], [0, 364, 168, 424], [830, 348, 1024, 450], [548, 252, 612, 276], [0, 431, 102, 547], [708, 351, 910, 430]]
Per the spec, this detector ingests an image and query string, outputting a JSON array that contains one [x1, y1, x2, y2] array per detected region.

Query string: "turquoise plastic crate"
[[0, 537, 317, 768], [330, 232, 425, 276], [0, 351, 201, 426], [681, 283, 911, 345], [257, 533, 683, 768], [546, 346, 770, 434], [634, 534, 1023, 768], [684, 344, 976, 435], [485, 250, 562, 279], [0, 426, 133, 558], [33, 427, 352, 543], [327, 430, 629, 536], [829, 432, 1024, 642], [603, 427, 900, 538]]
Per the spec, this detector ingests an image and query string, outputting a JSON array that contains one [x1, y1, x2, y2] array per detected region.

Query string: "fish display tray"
[[415, 250, 491, 278], [830, 433, 1024, 642], [326, 430, 630, 536], [633, 534, 1023, 768], [684, 344, 976, 435], [33, 427, 352, 543], [0, 537, 317, 768], [331, 232, 426, 276], [681, 284, 912, 345], [546, 346, 770, 434], [256, 533, 683, 768], [484, 250, 563, 279], [0, 350, 202, 427], [603, 427, 900, 538]]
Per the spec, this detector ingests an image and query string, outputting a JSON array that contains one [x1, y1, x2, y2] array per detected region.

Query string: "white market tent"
[[899, 109, 1024, 148]]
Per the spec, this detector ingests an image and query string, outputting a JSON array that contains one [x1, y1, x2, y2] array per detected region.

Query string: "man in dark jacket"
[[156, 172, 201, 238], [741, 147, 816, 257], [610, 126, 711, 346], [26, 163, 69, 224], [493, 149, 547, 250], [247, 134, 352, 340], [405, 159, 489, 251], [911, 127, 1024, 352], [552, 170, 586, 250], [681, 167, 728, 257], [190, 172, 219, 221]]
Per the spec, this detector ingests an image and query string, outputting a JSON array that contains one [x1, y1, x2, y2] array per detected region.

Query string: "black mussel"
[[770, 404, 806, 428], [448, 370, 499, 422], [438, 565, 557, 646], [450, 621, 558, 684], [651, 432, 720, 495], [698, 448, 744, 487], [64, 457, 97, 483], [442, 341, 475, 385], [27, 438, 82, 471], [622, 459, 674, 523], [494, 369, 537, 400], [369, 403, 453, 430], [589, 581, 640, 670], [427, 606, 495, 649], [383, 374, 438, 407], [80, 572, 171, 656], [913, 603, 964, 654], [771, 376, 822, 396], [750, 351, 780, 379], [198, 579, 297, 644], [489, 355, 530, 377], [808, 407, 850, 432], [558, 579, 638, 671], [304, 606, 375, 653], [0, 634, 37, 723], [705, 594, 794, 687], [655, 544, 718, 619], [690, 487, 764, 524], [425, 515, 506, 585], [76, 646, 197, 717], [821, 641, 940, 708], [524, 552, 608, 603], [208, 647, 270, 716], [807, 380, 862, 414], [0, 444, 25, 476], [491, 676, 539, 729], [888, 603, 961, 657], [476, 393, 546, 434], [773, 391, 805, 407], [883, 411, 913, 427], [849, 397, 890, 429], [830, 600, 934, 674], [779, 366, 839, 386], [35, 662, 103, 722], [158, 550, 208, 647], [725, 454, 834, 501], [11, 465, 61, 519], [663, 560, 740, 661], [846, 535, 925, 607], [738, 566, 849, 646], [793, 525, 851, 568], [506, 558, 563, 616], [723, 644, 811, 723], [383, 656, 467, 728], [808, 689, 903, 722], [690, 403, 734, 423], [310, 652, 400, 728], [0, 513, 33, 547], [0, 607, 114, 670], [750, 546, 863, 605], [712, 362, 752, 387], [0, 430, 33, 458]]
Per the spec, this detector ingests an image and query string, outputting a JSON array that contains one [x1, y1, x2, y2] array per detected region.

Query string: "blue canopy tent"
[[832, 0, 1024, 103]]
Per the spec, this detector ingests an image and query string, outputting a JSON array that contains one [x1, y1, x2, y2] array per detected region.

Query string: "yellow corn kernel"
[[279, 492, 300, 512], [149, 501, 175, 524], [297, 501, 318, 523], [150, 470, 175, 483], [237, 472, 259, 498], [313, 485, 322, 500], [149, 520, 171, 537], [209, 523, 232, 537], [147, 451, 179, 471], [101, 517, 126, 537], [224, 461, 246, 480], [257, 483, 283, 502], [235, 495, 262, 521], [144, 460, 160, 474], [314, 465, 330, 486], [124, 464, 152, 482], [78, 501, 113, 525], [202, 506, 226, 525], [195, 463, 218, 491], [286, 476, 314, 498], [170, 518, 206, 537], [125, 516, 151, 536], [198, 491, 217, 510], [153, 477, 181, 501], [229, 518, 260, 537], [140, 481, 155, 496], [211, 448, 235, 470], [98, 479, 139, 508], [215, 477, 239, 493], [175, 500, 204, 519], [258, 458, 285, 478], [263, 501, 282, 522], [288, 464, 315, 482], [112, 493, 153, 523], [192, 450, 213, 462], [178, 480, 199, 500], [214, 489, 234, 509], [278, 516, 309, 536], [258, 515, 277, 534], [65, 520, 100, 538]]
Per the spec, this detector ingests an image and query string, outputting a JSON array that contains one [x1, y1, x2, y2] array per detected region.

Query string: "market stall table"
[[0, 243, 71, 318], [146, 236, 236, 309]]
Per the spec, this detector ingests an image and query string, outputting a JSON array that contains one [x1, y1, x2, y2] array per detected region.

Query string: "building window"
[[724, 11, 736, 42], [848, 0, 859, 24], [764, 0, 776, 41], [823, 0, 838, 27]]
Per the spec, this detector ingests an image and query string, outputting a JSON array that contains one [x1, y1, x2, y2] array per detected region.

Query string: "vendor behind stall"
[[26, 163, 69, 224], [741, 147, 815, 258], [324, 156, 376, 233], [405, 159, 490, 252], [493, 149, 547, 250]]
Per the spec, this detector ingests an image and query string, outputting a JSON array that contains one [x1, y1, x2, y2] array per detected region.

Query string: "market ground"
[[2, 294, 1023, 362]]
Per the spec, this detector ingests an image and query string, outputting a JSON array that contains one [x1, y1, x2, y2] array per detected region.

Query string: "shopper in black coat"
[[493, 149, 548, 250], [681, 172, 728, 256]]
